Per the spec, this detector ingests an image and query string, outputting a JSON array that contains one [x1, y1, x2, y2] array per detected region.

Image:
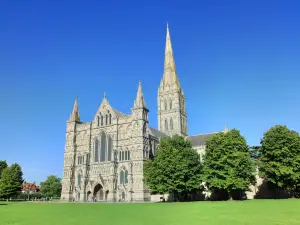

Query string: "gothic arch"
[[119, 166, 129, 185], [100, 132, 107, 162], [93, 137, 99, 162], [165, 119, 168, 131]]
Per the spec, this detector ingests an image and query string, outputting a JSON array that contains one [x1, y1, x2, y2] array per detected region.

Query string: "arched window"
[[125, 170, 128, 184], [164, 100, 167, 110], [97, 116, 100, 127], [94, 139, 99, 162], [122, 151, 124, 161], [105, 114, 108, 125], [170, 118, 173, 130], [169, 100, 172, 109], [100, 133, 106, 162], [120, 170, 124, 184], [119, 151, 121, 161], [109, 114, 112, 124], [128, 151, 131, 160], [77, 174, 81, 186], [107, 136, 112, 161], [100, 115, 103, 126], [125, 151, 128, 160], [165, 119, 168, 131]]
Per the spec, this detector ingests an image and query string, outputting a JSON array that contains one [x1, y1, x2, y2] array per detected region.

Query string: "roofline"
[[187, 131, 221, 137]]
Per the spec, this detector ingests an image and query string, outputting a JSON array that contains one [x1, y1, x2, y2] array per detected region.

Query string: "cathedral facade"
[[61, 25, 220, 202]]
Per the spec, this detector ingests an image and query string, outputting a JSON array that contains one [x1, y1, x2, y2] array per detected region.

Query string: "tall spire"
[[134, 81, 147, 108], [69, 96, 80, 122], [224, 125, 229, 133], [162, 23, 180, 89]]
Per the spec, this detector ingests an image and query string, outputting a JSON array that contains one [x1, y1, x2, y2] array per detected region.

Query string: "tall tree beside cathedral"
[[260, 125, 300, 197], [144, 135, 202, 201], [202, 129, 256, 200], [0, 163, 23, 199], [0, 160, 8, 179], [40, 175, 62, 198]]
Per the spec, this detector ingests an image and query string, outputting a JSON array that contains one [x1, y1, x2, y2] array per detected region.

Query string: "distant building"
[[22, 182, 40, 194], [61, 25, 226, 202]]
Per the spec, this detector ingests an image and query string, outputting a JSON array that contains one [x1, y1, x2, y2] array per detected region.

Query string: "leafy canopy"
[[0, 163, 23, 198], [40, 175, 62, 197], [202, 129, 256, 196], [0, 160, 8, 179], [260, 125, 300, 192], [144, 135, 202, 199]]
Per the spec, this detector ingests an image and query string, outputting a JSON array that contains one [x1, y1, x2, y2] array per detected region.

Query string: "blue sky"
[[0, 0, 299, 184]]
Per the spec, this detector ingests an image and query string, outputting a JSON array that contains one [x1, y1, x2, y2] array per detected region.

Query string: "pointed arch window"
[[125, 170, 128, 184], [94, 139, 99, 162], [77, 174, 81, 186], [165, 119, 168, 131], [100, 115, 103, 126], [119, 151, 122, 161], [120, 170, 124, 184], [107, 136, 112, 161], [170, 118, 173, 130], [122, 151, 124, 161], [100, 133, 106, 162], [164, 100, 167, 110], [97, 116, 100, 126], [109, 114, 112, 124], [169, 100, 172, 109], [128, 151, 131, 160], [105, 115, 108, 125]]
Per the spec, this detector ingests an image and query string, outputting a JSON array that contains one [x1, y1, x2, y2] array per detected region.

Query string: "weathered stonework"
[[61, 25, 245, 202]]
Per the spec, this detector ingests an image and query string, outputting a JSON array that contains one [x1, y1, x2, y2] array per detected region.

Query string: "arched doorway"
[[105, 190, 109, 201], [87, 191, 92, 202], [93, 184, 104, 201]]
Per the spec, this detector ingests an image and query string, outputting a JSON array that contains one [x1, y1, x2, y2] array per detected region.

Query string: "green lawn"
[[1, 200, 300, 225]]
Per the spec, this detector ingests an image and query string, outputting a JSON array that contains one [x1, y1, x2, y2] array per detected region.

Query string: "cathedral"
[[61, 25, 223, 202]]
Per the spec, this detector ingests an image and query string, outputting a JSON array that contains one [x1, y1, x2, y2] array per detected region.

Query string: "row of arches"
[[94, 133, 113, 162], [97, 112, 112, 127], [119, 150, 131, 161], [164, 118, 174, 131]]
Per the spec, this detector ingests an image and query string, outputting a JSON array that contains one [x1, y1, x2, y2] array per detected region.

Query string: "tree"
[[0, 163, 23, 199], [202, 129, 256, 200], [260, 125, 300, 197], [250, 146, 261, 160], [0, 160, 8, 179], [144, 135, 202, 201], [40, 175, 62, 198]]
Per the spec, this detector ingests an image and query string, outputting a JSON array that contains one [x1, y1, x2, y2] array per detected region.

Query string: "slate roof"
[[148, 126, 168, 139], [187, 132, 220, 147], [112, 108, 127, 118]]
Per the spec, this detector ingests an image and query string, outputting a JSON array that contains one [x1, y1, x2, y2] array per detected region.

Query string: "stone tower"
[[130, 82, 151, 201], [158, 24, 187, 136], [61, 97, 80, 201]]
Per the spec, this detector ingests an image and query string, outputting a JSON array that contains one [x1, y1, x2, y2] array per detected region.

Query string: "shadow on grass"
[[0, 203, 8, 205]]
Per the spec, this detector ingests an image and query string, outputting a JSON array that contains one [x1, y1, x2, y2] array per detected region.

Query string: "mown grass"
[[1, 199, 300, 225]]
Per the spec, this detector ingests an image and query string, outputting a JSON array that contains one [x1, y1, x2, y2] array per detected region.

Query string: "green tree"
[[0, 163, 23, 199], [202, 129, 256, 200], [250, 146, 261, 160], [40, 175, 62, 198], [0, 160, 8, 179], [144, 135, 202, 201], [260, 125, 300, 197]]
